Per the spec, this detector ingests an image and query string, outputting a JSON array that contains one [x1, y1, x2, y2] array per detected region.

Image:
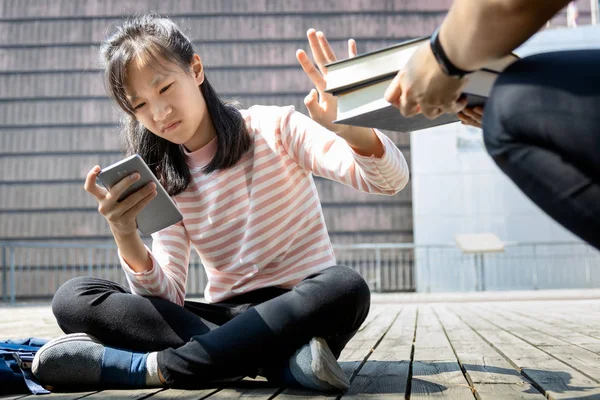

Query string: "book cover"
[[325, 38, 518, 95], [333, 72, 495, 132]]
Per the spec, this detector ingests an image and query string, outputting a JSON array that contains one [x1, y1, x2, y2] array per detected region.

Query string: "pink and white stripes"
[[120, 105, 409, 304]]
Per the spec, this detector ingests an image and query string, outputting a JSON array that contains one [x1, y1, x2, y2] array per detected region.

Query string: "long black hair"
[[99, 14, 252, 196]]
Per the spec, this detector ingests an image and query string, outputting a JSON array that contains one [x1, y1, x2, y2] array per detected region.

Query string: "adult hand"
[[384, 42, 468, 119], [84, 165, 157, 236], [458, 105, 484, 128]]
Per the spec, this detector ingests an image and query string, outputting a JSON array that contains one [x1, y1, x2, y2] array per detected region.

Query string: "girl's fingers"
[[122, 188, 158, 221], [306, 29, 328, 75], [84, 165, 107, 200], [296, 49, 327, 91], [348, 38, 358, 58], [304, 89, 321, 120], [105, 172, 140, 205], [316, 31, 336, 63], [117, 182, 157, 215]]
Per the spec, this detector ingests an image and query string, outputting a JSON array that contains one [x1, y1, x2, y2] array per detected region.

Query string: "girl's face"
[[124, 54, 214, 151]]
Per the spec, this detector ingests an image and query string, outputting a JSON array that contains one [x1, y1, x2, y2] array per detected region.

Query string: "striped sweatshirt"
[[120, 105, 409, 305]]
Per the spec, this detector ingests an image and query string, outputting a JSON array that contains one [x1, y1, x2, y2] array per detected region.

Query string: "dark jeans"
[[51, 265, 370, 387], [483, 50, 600, 250]]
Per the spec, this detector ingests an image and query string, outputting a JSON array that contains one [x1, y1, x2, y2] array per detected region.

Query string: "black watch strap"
[[430, 26, 473, 79]]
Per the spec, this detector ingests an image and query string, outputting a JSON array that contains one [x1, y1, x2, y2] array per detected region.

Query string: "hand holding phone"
[[85, 155, 183, 235]]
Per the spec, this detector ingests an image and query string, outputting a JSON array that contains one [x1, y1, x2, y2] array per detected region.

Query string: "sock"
[[145, 352, 163, 387], [100, 346, 148, 387]]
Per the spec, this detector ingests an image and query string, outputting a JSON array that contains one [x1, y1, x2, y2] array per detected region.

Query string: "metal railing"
[[544, 1, 599, 28], [1, 241, 599, 305], [414, 241, 600, 293]]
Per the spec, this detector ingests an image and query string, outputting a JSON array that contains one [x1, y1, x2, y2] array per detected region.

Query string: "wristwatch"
[[430, 26, 473, 79]]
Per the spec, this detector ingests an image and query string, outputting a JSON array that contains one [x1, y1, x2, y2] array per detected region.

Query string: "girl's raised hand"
[[296, 29, 357, 134]]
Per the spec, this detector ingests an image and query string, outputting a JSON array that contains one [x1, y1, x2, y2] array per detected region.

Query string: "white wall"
[[412, 25, 600, 292]]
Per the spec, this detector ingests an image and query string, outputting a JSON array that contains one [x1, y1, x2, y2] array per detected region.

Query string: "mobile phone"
[[97, 154, 183, 235]]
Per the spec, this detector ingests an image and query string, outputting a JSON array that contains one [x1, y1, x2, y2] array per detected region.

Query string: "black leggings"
[[51, 265, 370, 387], [483, 50, 600, 250]]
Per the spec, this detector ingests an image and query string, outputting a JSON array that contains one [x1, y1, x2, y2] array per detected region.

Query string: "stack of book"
[[325, 37, 518, 132]]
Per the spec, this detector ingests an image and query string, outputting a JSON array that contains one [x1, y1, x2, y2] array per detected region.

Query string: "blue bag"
[[1, 338, 50, 395]]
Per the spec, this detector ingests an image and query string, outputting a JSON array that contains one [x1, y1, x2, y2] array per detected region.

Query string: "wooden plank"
[[461, 357, 533, 385], [504, 304, 600, 343], [433, 305, 545, 400], [200, 377, 279, 399], [275, 306, 402, 399], [532, 345, 600, 381], [453, 304, 600, 400], [473, 383, 545, 400], [82, 389, 164, 399], [0, 395, 31, 400], [342, 360, 410, 399], [410, 306, 474, 399], [352, 305, 384, 337], [434, 307, 531, 383], [468, 305, 600, 382], [412, 306, 455, 362], [410, 362, 474, 399], [341, 306, 416, 399], [339, 306, 401, 365], [0, 307, 62, 340], [146, 387, 220, 399], [18, 393, 97, 400], [480, 305, 600, 351]]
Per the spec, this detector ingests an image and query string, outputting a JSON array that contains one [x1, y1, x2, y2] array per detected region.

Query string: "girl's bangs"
[[107, 40, 180, 114]]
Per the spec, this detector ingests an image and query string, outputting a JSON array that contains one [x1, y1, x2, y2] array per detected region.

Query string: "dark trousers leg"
[[483, 50, 600, 250], [157, 265, 370, 386], [52, 277, 224, 351], [51, 276, 295, 352], [52, 266, 371, 386]]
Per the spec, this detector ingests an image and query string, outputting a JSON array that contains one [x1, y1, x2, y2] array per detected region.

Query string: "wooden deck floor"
[[3, 295, 600, 399]]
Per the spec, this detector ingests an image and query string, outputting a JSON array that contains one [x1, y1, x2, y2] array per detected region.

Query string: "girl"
[[32, 14, 409, 392]]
